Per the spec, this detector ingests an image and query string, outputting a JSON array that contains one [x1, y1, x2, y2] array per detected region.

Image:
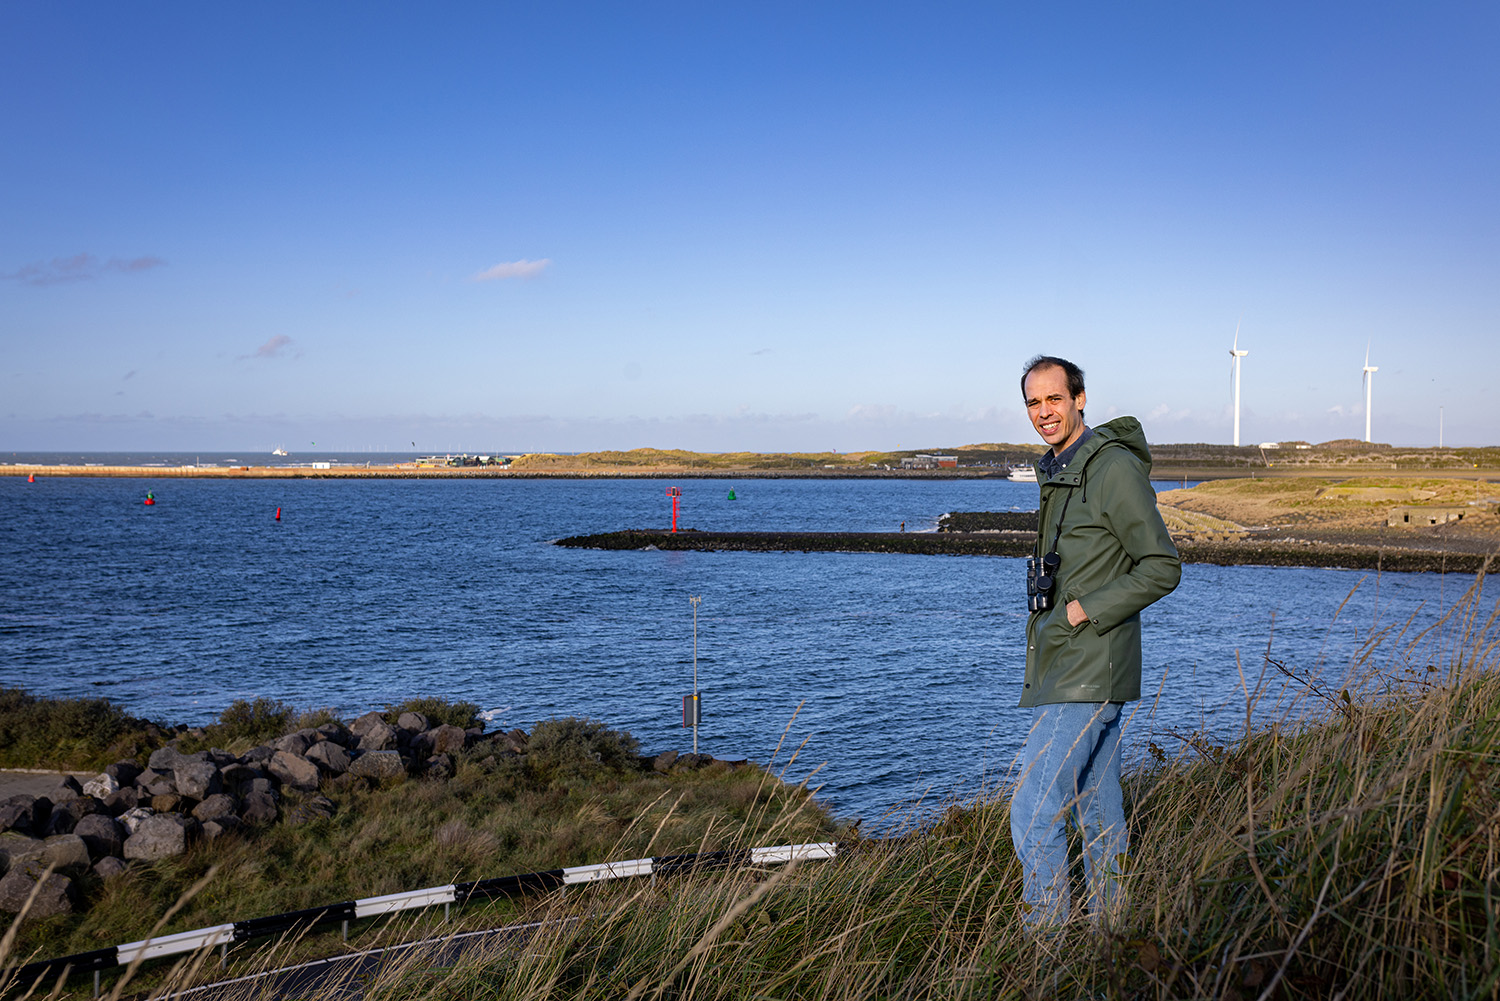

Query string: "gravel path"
[[0, 769, 93, 799]]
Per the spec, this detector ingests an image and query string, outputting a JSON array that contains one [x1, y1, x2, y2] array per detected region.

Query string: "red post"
[[667, 486, 681, 533]]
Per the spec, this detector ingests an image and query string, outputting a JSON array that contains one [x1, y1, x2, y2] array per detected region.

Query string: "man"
[[1011, 355, 1181, 927]]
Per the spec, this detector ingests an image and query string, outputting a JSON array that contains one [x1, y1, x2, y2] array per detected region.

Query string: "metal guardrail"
[[6, 842, 840, 995]]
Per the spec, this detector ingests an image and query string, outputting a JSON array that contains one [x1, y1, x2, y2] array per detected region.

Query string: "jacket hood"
[[1085, 416, 1152, 467], [1043, 417, 1152, 486]]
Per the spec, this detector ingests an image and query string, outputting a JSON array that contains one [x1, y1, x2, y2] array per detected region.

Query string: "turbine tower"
[[1362, 344, 1378, 443], [1229, 324, 1248, 446]]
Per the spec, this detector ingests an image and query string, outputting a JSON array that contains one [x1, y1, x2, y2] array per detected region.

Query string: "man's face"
[[1023, 364, 1087, 455]]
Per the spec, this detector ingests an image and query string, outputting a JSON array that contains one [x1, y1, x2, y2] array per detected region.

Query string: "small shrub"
[[295, 706, 343, 731], [214, 697, 295, 743], [383, 697, 482, 730], [526, 718, 641, 785], [0, 687, 156, 770]]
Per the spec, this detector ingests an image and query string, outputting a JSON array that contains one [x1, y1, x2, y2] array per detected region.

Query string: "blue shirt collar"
[[1037, 426, 1093, 478]]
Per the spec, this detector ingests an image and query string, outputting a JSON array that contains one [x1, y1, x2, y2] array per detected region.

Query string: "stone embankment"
[[0, 712, 723, 923], [557, 524, 1498, 574]]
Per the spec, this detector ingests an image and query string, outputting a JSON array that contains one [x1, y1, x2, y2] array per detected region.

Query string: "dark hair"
[[1021, 355, 1085, 400]]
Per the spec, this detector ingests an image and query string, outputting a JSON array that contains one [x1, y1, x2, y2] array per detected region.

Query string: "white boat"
[[271, 447, 288, 456], [1007, 464, 1037, 482]]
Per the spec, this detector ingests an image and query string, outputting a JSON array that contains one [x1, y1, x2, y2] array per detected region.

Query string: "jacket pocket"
[[1037, 612, 1108, 699]]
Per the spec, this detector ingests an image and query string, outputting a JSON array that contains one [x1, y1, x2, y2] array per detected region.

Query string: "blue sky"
[[3, 2, 1496, 452]]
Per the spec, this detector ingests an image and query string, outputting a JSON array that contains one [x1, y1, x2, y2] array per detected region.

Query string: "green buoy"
[[727, 488, 737, 501]]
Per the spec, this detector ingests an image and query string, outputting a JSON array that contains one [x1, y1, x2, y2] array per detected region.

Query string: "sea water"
[[0, 471, 1485, 822]]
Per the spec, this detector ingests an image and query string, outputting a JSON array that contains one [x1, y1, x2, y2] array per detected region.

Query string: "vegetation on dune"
[[14, 573, 1495, 1000], [0, 688, 163, 771], [1, 705, 839, 980], [507, 449, 880, 472], [1157, 476, 1500, 536]]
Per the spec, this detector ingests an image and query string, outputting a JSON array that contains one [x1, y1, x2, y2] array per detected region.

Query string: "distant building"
[[900, 454, 958, 469], [1388, 506, 1468, 527]]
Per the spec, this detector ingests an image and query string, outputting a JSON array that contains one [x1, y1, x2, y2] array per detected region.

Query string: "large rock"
[[397, 711, 429, 733], [415, 724, 468, 756], [241, 744, 275, 764], [0, 832, 46, 872], [173, 761, 221, 800], [92, 856, 128, 880], [240, 791, 278, 826], [0, 861, 75, 919], [0, 795, 46, 836], [42, 834, 90, 870], [83, 773, 120, 799], [105, 761, 142, 786], [191, 794, 238, 824], [268, 751, 321, 792], [219, 763, 259, 794], [45, 776, 83, 803], [123, 814, 196, 861], [139, 770, 176, 797], [206, 748, 239, 769], [357, 720, 399, 752], [305, 741, 350, 775], [40, 808, 76, 837], [348, 750, 406, 781], [147, 746, 189, 772], [202, 817, 243, 840], [283, 796, 336, 826], [103, 786, 140, 816], [274, 731, 313, 757], [349, 711, 387, 737], [151, 794, 183, 814], [73, 815, 125, 860], [428, 724, 467, 755], [423, 754, 453, 780], [316, 723, 351, 746], [59, 795, 105, 824], [119, 807, 156, 835]]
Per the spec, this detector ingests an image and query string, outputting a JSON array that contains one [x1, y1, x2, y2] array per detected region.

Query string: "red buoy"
[[275, 507, 281, 521], [27, 473, 34, 483], [666, 486, 681, 533]]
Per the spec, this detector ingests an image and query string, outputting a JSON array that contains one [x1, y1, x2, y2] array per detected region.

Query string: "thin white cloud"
[[2, 253, 165, 286], [471, 259, 551, 282], [238, 335, 295, 361]]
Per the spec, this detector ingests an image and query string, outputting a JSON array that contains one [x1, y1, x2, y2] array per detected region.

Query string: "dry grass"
[[1158, 477, 1500, 537], [1156, 506, 1248, 542]]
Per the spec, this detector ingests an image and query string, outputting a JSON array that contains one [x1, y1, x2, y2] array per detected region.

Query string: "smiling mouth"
[[1040, 421, 1061, 435]]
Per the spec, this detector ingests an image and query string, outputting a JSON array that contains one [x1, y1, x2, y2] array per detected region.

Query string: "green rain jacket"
[[1020, 416, 1181, 707]]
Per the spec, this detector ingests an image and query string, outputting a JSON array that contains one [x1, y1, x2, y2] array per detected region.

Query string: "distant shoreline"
[[9, 463, 1498, 482], [8, 463, 1010, 480]]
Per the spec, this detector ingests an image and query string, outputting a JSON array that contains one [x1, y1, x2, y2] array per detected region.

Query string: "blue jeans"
[[1009, 701, 1127, 926]]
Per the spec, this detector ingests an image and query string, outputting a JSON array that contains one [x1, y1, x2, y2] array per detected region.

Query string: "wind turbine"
[[1229, 323, 1248, 446], [1362, 343, 1378, 443]]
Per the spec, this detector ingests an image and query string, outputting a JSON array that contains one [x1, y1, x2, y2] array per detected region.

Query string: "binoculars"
[[1026, 552, 1060, 613]]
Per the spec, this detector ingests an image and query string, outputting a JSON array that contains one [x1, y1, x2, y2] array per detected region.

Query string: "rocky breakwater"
[[0, 709, 552, 922]]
